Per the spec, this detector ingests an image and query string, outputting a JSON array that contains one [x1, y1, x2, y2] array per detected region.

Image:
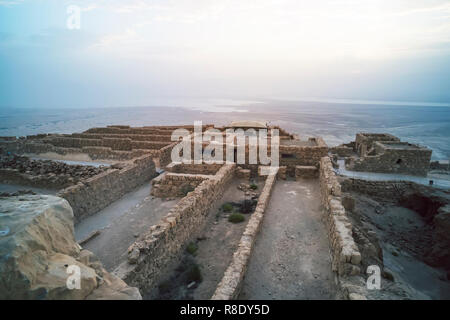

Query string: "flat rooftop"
[[378, 141, 428, 150]]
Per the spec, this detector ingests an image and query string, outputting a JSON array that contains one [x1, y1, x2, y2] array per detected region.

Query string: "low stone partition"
[[58, 154, 157, 223], [151, 172, 212, 198], [319, 156, 366, 299], [295, 165, 318, 179], [211, 168, 278, 300], [165, 162, 222, 175], [114, 164, 236, 292]]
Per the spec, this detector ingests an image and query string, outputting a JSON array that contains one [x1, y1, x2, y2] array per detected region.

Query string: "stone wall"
[[158, 142, 178, 168], [211, 168, 278, 300], [58, 154, 157, 223], [319, 156, 366, 299], [340, 178, 415, 201], [295, 165, 318, 179], [165, 162, 222, 175], [151, 172, 211, 198], [355, 133, 399, 156], [280, 137, 328, 175], [72, 133, 174, 142], [114, 164, 236, 292]]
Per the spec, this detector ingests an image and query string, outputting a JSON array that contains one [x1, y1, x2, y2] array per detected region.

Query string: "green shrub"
[[250, 183, 258, 190], [180, 184, 195, 196], [187, 264, 202, 283], [240, 199, 255, 214], [228, 213, 245, 223], [186, 242, 198, 255], [158, 280, 171, 293], [222, 203, 234, 213]]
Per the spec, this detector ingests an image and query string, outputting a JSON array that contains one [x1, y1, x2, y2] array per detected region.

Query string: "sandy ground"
[[239, 179, 337, 300], [147, 178, 264, 300], [75, 182, 179, 271]]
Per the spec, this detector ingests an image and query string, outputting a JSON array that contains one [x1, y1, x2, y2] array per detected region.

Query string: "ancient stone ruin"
[[1, 125, 449, 300], [332, 133, 433, 176]]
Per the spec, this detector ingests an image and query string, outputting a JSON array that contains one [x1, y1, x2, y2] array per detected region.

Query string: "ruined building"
[[332, 133, 432, 176]]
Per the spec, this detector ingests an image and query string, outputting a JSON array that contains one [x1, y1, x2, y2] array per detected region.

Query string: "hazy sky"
[[1, 0, 450, 108]]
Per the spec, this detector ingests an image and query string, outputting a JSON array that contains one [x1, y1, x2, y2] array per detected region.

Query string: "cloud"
[[0, 0, 24, 6], [82, 5, 98, 12], [391, 1, 450, 16]]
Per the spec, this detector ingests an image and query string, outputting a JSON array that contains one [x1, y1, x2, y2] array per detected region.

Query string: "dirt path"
[[239, 179, 337, 300], [75, 182, 179, 271]]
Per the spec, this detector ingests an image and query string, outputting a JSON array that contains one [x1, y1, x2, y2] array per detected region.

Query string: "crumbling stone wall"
[[355, 133, 400, 156], [0, 154, 109, 191], [59, 154, 157, 223], [319, 156, 366, 300], [114, 164, 236, 292]]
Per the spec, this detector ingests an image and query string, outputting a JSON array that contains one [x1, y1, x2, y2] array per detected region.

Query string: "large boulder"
[[0, 194, 141, 300]]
